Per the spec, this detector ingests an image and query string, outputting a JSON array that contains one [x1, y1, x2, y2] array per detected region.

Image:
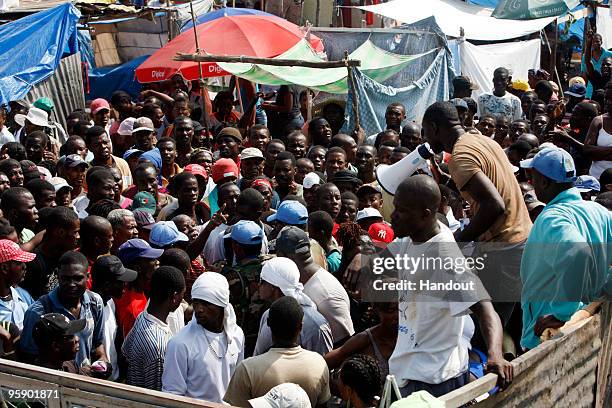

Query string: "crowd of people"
[[0, 29, 610, 408]]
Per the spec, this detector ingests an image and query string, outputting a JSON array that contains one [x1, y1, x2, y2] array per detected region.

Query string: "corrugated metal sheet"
[[25, 52, 85, 132]]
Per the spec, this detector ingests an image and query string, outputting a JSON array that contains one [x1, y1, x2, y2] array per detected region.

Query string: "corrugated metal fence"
[[24, 52, 85, 132]]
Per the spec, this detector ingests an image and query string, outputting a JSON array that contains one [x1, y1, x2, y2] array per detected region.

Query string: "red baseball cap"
[[90, 98, 110, 115], [0, 240, 36, 263], [184, 164, 208, 179], [251, 178, 273, 191], [211, 158, 239, 184], [368, 222, 394, 244]]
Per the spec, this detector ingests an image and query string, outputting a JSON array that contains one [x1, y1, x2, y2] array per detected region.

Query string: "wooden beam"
[[439, 373, 498, 407], [173, 53, 361, 68]]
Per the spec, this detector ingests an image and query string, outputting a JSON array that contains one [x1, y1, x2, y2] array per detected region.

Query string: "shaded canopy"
[[218, 39, 433, 94]]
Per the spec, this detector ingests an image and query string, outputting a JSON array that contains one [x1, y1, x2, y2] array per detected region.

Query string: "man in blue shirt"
[[20, 251, 109, 373], [520, 146, 612, 350], [0, 239, 35, 330]]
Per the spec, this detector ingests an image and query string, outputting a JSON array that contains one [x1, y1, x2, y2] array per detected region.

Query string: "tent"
[[355, 0, 555, 40], [217, 39, 432, 93], [87, 55, 148, 100], [0, 3, 81, 104]]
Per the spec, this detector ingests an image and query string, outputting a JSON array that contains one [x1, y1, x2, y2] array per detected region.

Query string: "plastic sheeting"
[[355, 0, 556, 40], [342, 48, 455, 136], [312, 17, 452, 90], [218, 39, 432, 94], [597, 6, 612, 49], [87, 55, 148, 101], [0, 3, 80, 104], [459, 39, 541, 100]]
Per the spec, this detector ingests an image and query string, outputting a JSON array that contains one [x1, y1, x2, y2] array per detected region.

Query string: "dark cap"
[[91, 255, 138, 283], [20, 160, 40, 179], [131, 192, 156, 215], [330, 170, 363, 186], [60, 154, 89, 169], [357, 184, 382, 196], [33, 313, 86, 338], [132, 208, 156, 229], [452, 76, 479, 91], [276, 226, 310, 255], [216, 127, 243, 143], [117, 238, 164, 265]]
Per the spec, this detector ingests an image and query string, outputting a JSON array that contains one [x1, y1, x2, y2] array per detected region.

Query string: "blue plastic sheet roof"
[[0, 3, 80, 104]]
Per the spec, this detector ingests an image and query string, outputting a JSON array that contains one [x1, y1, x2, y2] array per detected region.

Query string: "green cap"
[[33, 97, 54, 113], [130, 192, 157, 215]]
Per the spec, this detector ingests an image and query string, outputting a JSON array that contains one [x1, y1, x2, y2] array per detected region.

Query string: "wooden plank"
[[0, 359, 227, 408], [439, 374, 497, 408], [596, 302, 612, 408], [173, 53, 361, 68], [439, 316, 600, 408], [0, 373, 61, 408]]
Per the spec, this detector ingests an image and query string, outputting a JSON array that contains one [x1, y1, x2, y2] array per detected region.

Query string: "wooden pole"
[[345, 50, 360, 132], [540, 28, 563, 98], [189, 1, 209, 132], [174, 53, 361, 68]]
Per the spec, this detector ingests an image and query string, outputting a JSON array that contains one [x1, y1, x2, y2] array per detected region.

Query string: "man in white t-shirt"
[[388, 175, 513, 397], [477, 67, 523, 121], [275, 226, 355, 345]]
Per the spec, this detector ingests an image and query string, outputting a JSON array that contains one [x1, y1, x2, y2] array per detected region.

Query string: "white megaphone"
[[376, 143, 435, 195]]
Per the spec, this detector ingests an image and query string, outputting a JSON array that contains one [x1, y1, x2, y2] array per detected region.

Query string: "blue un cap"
[[229, 220, 264, 245], [267, 200, 308, 225], [117, 238, 164, 265], [149, 221, 189, 248], [574, 175, 600, 193], [520, 147, 576, 183]]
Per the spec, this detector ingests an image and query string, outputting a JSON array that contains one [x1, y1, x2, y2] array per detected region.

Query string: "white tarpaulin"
[[459, 38, 541, 100], [355, 0, 555, 41], [596, 6, 612, 49]]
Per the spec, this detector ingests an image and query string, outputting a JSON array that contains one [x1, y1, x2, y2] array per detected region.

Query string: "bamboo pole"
[[189, 1, 209, 132], [174, 53, 361, 68]]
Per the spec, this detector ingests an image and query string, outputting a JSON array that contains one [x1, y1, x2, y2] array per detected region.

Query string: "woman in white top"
[[585, 84, 612, 179], [0, 106, 15, 147]]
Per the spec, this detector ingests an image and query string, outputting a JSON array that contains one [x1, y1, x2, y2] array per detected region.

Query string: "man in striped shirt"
[[121, 266, 185, 390]]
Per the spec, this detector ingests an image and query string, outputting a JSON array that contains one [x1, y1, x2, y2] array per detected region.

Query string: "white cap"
[[132, 117, 155, 133], [118, 117, 136, 136], [356, 207, 383, 222], [249, 383, 311, 408], [49, 177, 73, 192], [14, 107, 49, 128], [241, 147, 265, 161], [302, 172, 321, 189]]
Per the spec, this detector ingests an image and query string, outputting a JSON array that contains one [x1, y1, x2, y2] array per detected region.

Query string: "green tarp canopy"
[[217, 39, 435, 94], [492, 0, 580, 20]]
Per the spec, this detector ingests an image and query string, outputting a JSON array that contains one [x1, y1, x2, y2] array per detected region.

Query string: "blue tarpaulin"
[[338, 17, 455, 135], [343, 49, 454, 136], [86, 55, 148, 101], [0, 3, 80, 105]]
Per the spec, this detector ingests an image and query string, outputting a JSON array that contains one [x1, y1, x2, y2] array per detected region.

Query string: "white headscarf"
[[261, 257, 315, 308], [191, 272, 240, 341]]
